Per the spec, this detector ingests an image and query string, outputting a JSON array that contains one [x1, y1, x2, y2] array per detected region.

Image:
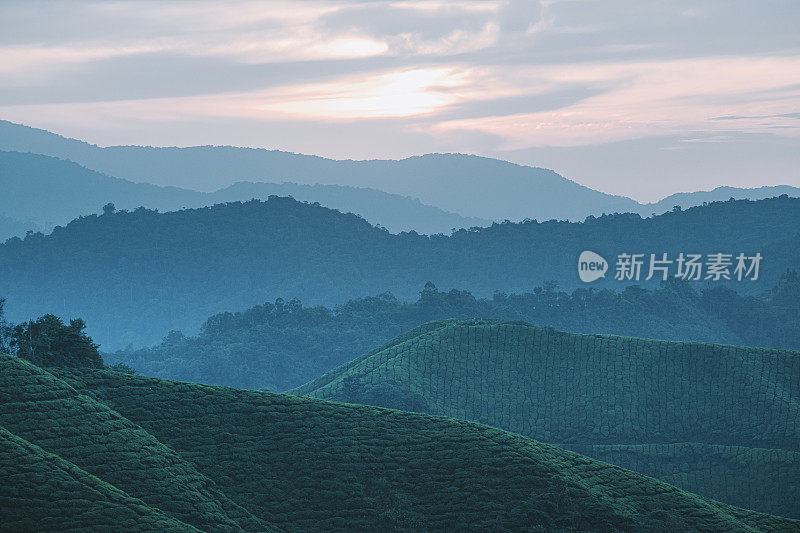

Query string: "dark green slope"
[[0, 425, 199, 532], [1, 356, 796, 531], [291, 320, 800, 518], [567, 442, 800, 520], [0, 356, 273, 532], [53, 365, 797, 532]]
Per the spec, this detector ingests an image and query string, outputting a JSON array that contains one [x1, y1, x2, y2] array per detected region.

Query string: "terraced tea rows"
[[292, 319, 800, 518], [2, 354, 798, 531]]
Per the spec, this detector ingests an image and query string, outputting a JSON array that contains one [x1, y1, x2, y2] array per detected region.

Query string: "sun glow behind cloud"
[[3, 0, 798, 137], [0, 0, 798, 197], [0, 66, 516, 124], [256, 68, 477, 119]]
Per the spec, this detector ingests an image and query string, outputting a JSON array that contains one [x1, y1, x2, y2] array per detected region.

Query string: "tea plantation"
[[292, 319, 800, 519], [2, 355, 798, 531]]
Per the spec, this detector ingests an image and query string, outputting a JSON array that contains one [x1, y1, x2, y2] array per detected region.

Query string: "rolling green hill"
[[0, 355, 270, 531], [291, 320, 800, 519], [1, 355, 797, 531], [0, 425, 202, 532]]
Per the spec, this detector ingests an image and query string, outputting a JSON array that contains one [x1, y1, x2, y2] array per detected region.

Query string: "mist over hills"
[[2, 124, 800, 530], [0, 120, 638, 221], [2, 1, 799, 528], [293, 319, 800, 518], [3, 120, 799, 224], [0, 213, 38, 241], [108, 272, 800, 392], [1, 195, 798, 350], [0, 150, 488, 238], [4, 120, 800, 225]]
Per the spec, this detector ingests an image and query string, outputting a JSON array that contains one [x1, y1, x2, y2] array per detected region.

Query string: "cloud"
[[711, 112, 800, 121], [433, 56, 800, 147], [0, 0, 799, 196]]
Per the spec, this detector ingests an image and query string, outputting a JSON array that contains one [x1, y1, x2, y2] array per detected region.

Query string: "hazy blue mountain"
[[0, 214, 39, 242], [0, 150, 488, 238], [1, 195, 798, 350], [4, 120, 797, 223], [0, 120, 641, 221], [645, 185, 800, 214], [0, 151, 199, 231]]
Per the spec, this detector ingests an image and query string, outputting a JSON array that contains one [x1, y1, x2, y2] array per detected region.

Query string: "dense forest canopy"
[[2, 194, 798, 349], [108, 272, 800, 391]]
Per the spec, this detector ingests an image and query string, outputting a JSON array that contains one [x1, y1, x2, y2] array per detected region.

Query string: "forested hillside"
[[293, 320, 800, 519], [108, 272, 800, 391], [1, 354, 797, 532], [2, 195, 798, 349]]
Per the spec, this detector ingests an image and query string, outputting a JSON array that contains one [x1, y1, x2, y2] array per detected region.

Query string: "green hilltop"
[[2, 354, 797, 531], [291, 319, 800, 519]]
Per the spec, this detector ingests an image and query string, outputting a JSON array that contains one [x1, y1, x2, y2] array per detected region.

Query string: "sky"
[[1, 0, 799, 202]]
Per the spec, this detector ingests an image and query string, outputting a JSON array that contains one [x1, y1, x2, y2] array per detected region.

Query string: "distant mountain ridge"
[[645, 185, 800, 213], [0, 120, 639, 221], [2, 120, 798, 223], [0, 150, 488, 238]]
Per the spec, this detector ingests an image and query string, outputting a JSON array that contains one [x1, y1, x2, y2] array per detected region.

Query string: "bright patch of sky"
[[0, 0, 798, 200]]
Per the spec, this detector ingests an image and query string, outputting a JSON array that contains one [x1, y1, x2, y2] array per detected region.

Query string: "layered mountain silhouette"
[[292, 319, 800, 518], [0, 120, 639, 222], [3, 120, 798, 224], [0, 150, 487, 239], [1, 354, 797, 531]]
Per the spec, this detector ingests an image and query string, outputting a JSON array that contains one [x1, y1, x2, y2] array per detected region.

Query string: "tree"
[[102, 202, 116, 215], [11, 314, 103, 368]]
